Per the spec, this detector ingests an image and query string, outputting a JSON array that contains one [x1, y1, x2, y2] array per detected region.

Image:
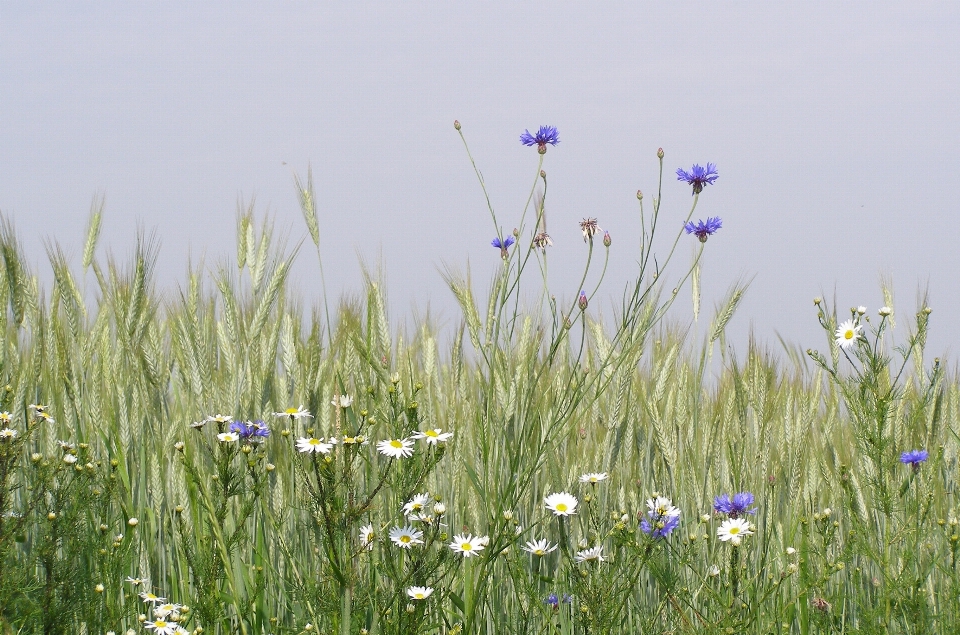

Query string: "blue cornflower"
[[229, 420, 270, 442], [684, 217, 723, 243], [520, 126, 560, 153], [492, 235, 515, 259], [677, 163, 719, 194], [640, 514, 681, 539], [900, 449, 929, 470], [713, 492, 757, 519], [545, 593, 559, 608]]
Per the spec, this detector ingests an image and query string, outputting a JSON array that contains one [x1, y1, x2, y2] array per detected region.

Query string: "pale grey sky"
[[1, 3, 958, 359]]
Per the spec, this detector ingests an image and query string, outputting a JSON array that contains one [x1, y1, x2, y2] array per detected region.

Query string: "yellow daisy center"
[[154, 622, 167, 628], [309, 439, 321, 446], [555, 503, 568, 512], [390, 440, 403, 448], [414, 592, 425, 598], [534, 548, 545, 555], [425, 430, 438, 437], [844, 329, 855, 340], [729, 526, 741, 535], [285, 408, 298, 414], [461, 542, 473, 551], [400, 535, 411, 543]]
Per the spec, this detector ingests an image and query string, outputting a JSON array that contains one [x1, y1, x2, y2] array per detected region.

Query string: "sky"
[[1, 3, 958, 361]]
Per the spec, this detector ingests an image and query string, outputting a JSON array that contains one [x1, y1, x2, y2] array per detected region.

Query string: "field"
[[0, 137, 956, 634]]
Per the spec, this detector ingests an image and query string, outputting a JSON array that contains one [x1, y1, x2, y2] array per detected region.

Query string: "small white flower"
[[153, 603, 182, 618], [359, 524, 375, 550], [575, 546, 605, 563], [377, 438, 415, 459], [0, 428, 17, 440], [835, 319, 862, 350], [708, 564, 720, 577], [449, 533, 487, 557], [786, 547, 797, 556], [879, 306, 892, 316], [389, 526, 424, 549], [856, 306, 867, 315], [433, 502, 446, 516], [406, 586, 434, 600], [544, 492, 578, 516], [646, 496, 681, 519], [217, 432, 239, 443], [62, 454, 78, 465], [717, 518, 754, 545], [403, 493, 432, 517], [127, 518, 139, 527], [522, 539, 558, 556], [579, 472, 609, 484], [126, 577, 146, 586], [331, 394, 353, 408], [143, 620, 177, 635], [206, 414, 233, 425], [274, 405, 313, 419], [412, 428, 454, 445], [296, 437, 333, 454], [139, 590, 165, 603]]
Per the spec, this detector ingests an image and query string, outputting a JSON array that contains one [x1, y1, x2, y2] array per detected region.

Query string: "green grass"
[[0, 146, 957, 635]]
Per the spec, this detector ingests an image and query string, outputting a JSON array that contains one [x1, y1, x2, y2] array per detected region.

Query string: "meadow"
[[0, 126, 956, 634]]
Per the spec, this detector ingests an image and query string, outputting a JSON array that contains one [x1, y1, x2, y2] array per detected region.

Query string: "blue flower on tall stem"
[[640, 514, 680, 539], [677, 163, 719, 194], [520, 126, 560, 153], [684, 217, 723, 243], [229, 420, 270, 442], [714, 492, 757, 519], [492, 236, 515, 259], [900, 449, 929, 471]]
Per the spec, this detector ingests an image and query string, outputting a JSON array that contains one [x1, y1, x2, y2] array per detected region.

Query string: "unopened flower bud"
[[923, 306, 932, 314], [813, 297, 821, 305], [96, 583, 104, 593], [879, 306, 892, 316], [657, 148, 664, 159], [540, 170, 546, 178], [578, 291, 588, 311], [266, 463, 275, 472], [637, 190, 643, 201], [174, 441, 184, 452], [602, 231, 611, 247], [857, 306, 866, 315], [128, 518, 139, 527], [453, 120, 461, 131]]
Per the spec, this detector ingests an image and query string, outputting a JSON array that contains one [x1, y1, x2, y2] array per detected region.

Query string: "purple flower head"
[[520, 126, 560, 153], [229, 420, 270, 442], [640, 513, 681, 539], [713, 492, 757, 519], [578, 291, 588, 311], [492, 235, 515, 259], [677, 163, 718, 194], [684, 217, 722, 243], [545, 593, 559, 608], [900, 449, 929, 470]]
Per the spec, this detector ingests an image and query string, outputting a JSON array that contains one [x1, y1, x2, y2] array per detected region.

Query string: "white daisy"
[[139, 591, 166, 603], [835, 319, 862, 350], [216, 432, 239, 443], [717, 518, 754, 545], [449, 533, 487, 558], [412, 428, 454, 445], [0, 428, 17, 440], [579, 472, 609, 484], [273, 405, 313, 419], [522, 538, 558, 556], [646, 496, 681, 519], [359, 524, 375, 550], [0, 412, 11, 424], [377, 438, 415, 459], [575, 545, 605, 563], [206, 414, 233, 425], [126, 577, 146, 586], [403, 493, 432, 517], [62, 454, 78, 465], [153, 603, 182, 618], [331, 394, 353, 408], [389, 525, 424, 548], [143, 620, 177, 635], [406, 586, 434, 600], [296, 437, 333, 454], [544, 492, 578, 516], [879, 306, 892, 316]]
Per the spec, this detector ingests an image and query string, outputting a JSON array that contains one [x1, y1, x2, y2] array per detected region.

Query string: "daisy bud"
[[95, 583, 104, 593], [266, 463, 275, 472], [47, 512, 56, 521], [578, 291, 588, 311], [786, 547, 797, 555], [31, 453, 42, 462], [857, 306, 866, 315], [788, 563, 798, 573], [174, 441, 184, 452], [128, 518, 139, 527], [813, 297, 822, 305], [502, 510, 513, 520], [879, 306, 892, 316], [708, 565, 720, 577], [701, 514, 711, 523], [453, 120, 461, 131]]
